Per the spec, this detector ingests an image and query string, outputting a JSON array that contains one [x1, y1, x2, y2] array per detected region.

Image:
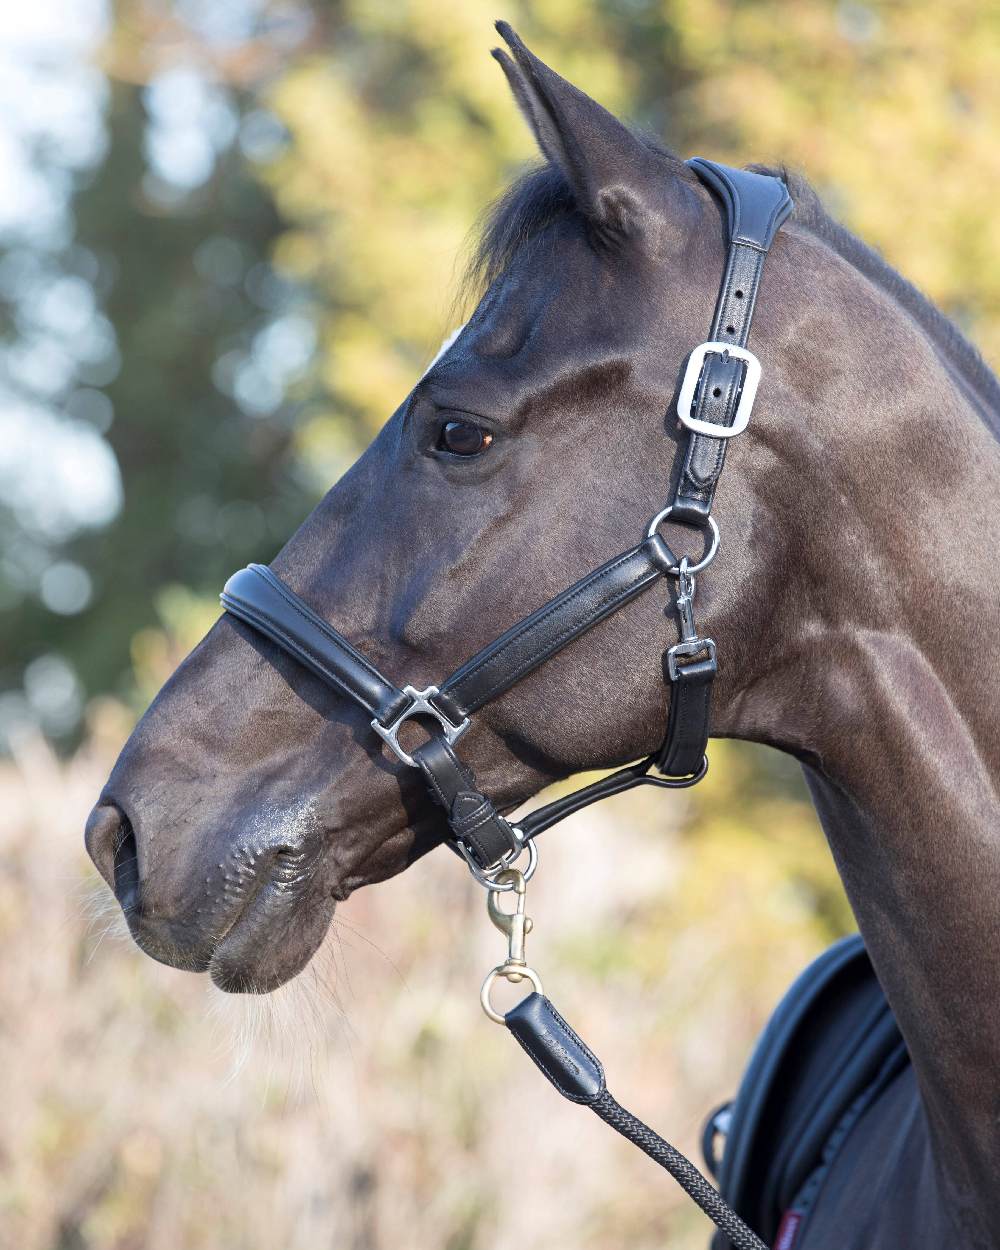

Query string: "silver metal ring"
[[481, 963, 544, 1024], [646, 508, 721, 576], [460, 834, 537, 891]]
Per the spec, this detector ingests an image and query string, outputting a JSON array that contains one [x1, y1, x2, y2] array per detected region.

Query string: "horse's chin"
[[207, 885, 337, 994]]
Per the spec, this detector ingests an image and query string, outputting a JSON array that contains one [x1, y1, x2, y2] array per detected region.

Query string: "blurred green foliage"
[[2, 0, 998, 739]]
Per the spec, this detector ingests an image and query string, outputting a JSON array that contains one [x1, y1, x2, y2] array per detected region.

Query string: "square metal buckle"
[[371, 685, 470, 768], [677, 341, 761, 439]]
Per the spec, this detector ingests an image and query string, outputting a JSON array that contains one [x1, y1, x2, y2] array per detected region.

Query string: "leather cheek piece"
[[440, 535, 677, 718], [505, 992, 607, 1105], [672, 160, 791, 526]]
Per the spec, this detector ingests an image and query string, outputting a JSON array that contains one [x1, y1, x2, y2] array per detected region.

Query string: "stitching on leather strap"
[[450, 549, 659, 708], [510, 999, 605, 1105], [462, 822, 495, 862], [449, 546, 644, 690], [416, 756, 453, 810], [225, 602, 378, 712], [249, 568, 392, 690], [451, 796, 491, 830], [458, 805, 504, 838]]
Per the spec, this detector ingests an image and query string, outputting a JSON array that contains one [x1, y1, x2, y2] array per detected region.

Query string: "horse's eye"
[[438, 420, 493, 457]]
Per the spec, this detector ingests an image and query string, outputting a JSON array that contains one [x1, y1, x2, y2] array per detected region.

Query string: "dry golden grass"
[[0, 731, 847, 1250]]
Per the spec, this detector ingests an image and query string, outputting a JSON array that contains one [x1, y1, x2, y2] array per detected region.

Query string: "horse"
[[85, 23, 1000, 1249]]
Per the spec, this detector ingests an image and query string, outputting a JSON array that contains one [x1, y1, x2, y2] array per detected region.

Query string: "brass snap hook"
[[486, 868, 532, 973], [480, 868, 544, 1024]]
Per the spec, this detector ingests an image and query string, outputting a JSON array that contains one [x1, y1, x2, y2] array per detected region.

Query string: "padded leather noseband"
[[220, 159, 792, 874]]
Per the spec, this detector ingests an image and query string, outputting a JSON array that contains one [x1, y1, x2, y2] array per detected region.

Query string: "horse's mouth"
[[91, 797, 337, 993], [207, 865, 336, 994], [89, 788, 443, 993]]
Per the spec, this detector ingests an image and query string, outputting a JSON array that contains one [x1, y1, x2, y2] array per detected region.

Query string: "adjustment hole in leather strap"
[[734, 289, 744, 299], [711, 386, 722, 398], [725, 324, 735, 334]]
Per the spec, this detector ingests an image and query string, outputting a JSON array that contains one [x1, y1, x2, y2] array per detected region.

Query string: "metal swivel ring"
[[481, 963, 544, 1024], [646, 507, 721, 576]]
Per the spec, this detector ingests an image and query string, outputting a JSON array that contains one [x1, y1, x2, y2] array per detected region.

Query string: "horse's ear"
[[492, 22, 689, 248]]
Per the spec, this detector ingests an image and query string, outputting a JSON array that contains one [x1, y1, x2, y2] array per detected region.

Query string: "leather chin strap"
[[220, 159, 792, 876]]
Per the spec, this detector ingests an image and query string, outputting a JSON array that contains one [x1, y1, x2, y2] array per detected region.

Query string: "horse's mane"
[[464, 161, 577, 295], [767, 166, 1000, 420], [467, 150, 1000, 422]]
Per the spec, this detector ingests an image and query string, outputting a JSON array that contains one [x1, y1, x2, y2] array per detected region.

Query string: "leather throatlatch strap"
[[505, 993, 768, 1250]]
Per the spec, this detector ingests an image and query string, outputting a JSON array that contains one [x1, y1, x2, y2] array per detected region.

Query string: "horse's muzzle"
[[85, 797, 334, 990]]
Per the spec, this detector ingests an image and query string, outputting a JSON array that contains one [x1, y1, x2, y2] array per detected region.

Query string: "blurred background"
[[1, 2, 997, 1248]]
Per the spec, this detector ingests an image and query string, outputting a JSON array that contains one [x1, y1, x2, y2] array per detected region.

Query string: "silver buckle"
[[677, 341, 761, 439], [371, 684, 470, 768], [667, 638, 717, 682]]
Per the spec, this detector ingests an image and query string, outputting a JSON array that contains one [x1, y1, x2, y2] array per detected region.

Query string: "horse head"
[[86, 27, 840, 992]]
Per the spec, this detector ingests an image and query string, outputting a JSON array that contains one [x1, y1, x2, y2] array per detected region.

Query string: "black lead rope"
[[508, 996, 767, 1250], [220, 158, 792, 1248], [482, 869, 768, 1250], [591, 1093, 767, 1250]]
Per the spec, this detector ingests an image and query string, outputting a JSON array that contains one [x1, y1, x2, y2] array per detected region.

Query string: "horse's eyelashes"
[[438, 420, 494, 457]]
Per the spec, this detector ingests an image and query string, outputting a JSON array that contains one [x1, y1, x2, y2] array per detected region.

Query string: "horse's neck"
[[737, 248, 1000, 1239], [803, 671, 999, 1238]]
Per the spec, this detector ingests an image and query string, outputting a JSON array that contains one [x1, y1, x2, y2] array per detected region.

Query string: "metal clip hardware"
[[459, 832, 537, 891], [676, 563, 698, 642], [480, 869, 544, 1023], [666, 558, 717, 682], [371, 684, 470, 768]]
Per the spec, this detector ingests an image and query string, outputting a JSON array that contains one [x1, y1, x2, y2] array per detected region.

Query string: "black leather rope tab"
[[505, 993, 767, 1250]]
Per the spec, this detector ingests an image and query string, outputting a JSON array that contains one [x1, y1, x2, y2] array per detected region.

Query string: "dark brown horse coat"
[[86, 24, 1000, 1248]]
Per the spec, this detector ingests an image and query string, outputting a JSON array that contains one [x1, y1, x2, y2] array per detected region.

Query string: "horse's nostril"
[[112, 817, 140, 913], [85, 802, 123, 887], [85, 801, 139, 910]]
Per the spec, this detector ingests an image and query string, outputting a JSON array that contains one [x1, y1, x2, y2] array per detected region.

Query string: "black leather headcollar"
[[220, 159, 792, 875]]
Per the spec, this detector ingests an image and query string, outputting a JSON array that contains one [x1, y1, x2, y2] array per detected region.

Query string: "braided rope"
[[592, 1089, 768, 1250]]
